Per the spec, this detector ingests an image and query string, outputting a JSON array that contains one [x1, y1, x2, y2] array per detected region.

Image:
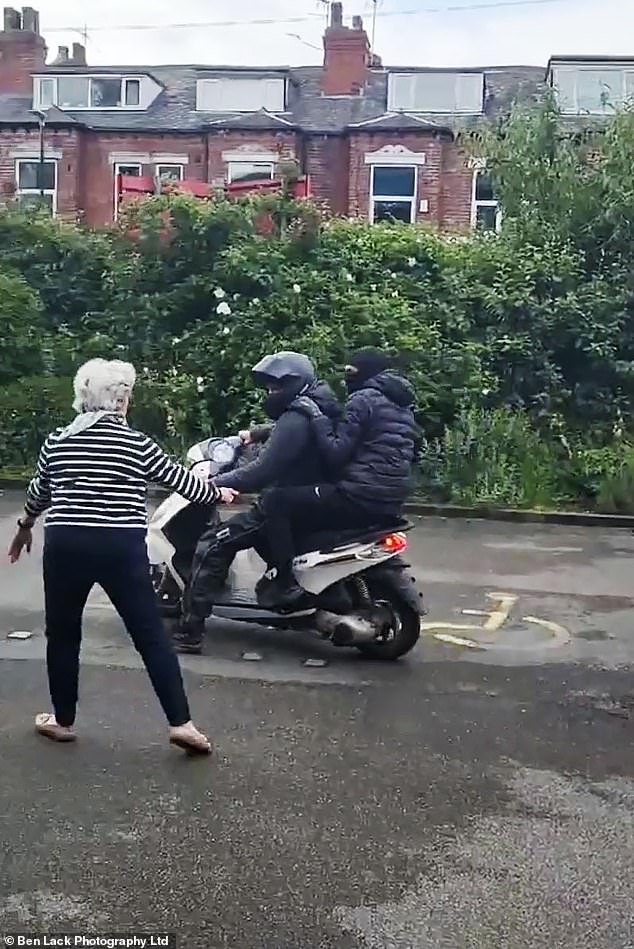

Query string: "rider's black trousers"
[[258, 484, 371, 574], [183, 503, 269, 624]]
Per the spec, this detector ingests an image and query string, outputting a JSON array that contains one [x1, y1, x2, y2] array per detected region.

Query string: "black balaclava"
[[345, 349, 394, 394], [263, 376, 306, 420]]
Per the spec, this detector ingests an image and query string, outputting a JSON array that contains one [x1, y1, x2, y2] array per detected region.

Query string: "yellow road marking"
[[421, 592, 571, 651], [462, 592, 518, 631], [523, 616, 572, 648]]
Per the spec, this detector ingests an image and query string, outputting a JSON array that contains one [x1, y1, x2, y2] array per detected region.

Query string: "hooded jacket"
[[311, 371, 417, 515], [215, 380, 341, 494]]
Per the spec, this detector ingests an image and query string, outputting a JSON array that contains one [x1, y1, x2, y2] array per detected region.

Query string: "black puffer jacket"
[[311, 372, 417, 516], [216, 380, 341, 493]]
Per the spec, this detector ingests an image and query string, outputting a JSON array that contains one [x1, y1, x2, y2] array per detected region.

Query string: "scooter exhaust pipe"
[[315, 610, 377, 645]]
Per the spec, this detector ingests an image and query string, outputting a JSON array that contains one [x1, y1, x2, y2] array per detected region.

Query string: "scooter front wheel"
[[354, 580, 420, 661]]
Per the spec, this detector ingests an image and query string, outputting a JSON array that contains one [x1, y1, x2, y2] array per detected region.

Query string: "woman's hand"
[[239, 430, 252, 445], [218, 487, 239, 504], [9, 525, 33, 564]]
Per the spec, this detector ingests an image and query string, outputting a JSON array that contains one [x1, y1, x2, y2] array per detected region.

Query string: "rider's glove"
[[290, 396, 323, 419]]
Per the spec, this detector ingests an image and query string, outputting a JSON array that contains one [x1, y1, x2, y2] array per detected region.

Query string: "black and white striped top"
[[25, 416, 219, 530]]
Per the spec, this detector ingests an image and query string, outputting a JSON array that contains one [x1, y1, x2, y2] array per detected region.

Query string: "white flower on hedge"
[[407, 257, 416, 267], [170, 367, 178, 377], [216, 301, 232, 316], [196, 376, 204, 385], [222, 326, 231, 336], [344, 271, 354, 282], [171, 337, 180, 346], [197, 384, 205, 394], [292, 283, 301, 294], [391, 290, 399, 298], [370, 284, 377, 292], [482, 388, 491, 396], [251, 297, 260, 305], [213, 288, 226, 299]]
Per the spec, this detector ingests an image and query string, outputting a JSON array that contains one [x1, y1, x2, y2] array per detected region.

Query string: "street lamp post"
[[32, 109, 46, 207], [37, 111, 45, 201]]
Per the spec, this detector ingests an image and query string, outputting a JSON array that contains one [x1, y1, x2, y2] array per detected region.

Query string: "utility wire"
[[43, 0, 581, 35]]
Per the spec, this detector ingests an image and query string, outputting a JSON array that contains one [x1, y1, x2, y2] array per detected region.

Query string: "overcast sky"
[[34, 0, 632, 69]]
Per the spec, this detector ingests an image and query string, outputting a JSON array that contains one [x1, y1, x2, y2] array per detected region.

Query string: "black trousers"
[[43, 527, 191, 728], [258, 484, 372, 573], [185, 504, 269, 624]]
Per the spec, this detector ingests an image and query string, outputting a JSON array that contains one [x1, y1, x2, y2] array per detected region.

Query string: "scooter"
[[147, 436, 425, 660]]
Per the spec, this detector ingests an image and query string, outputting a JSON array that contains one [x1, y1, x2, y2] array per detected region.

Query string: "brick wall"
[[439, 143, 474, 231], [0, 126, 82, 220], [81, 132, 207, 227], [204, 129, 298, 186], [347, 130, 473, 230], [0, 124, 476, 230], [303, 134, 349, 214]]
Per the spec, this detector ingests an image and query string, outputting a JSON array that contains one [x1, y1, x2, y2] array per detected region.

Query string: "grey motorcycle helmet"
[[253, 351, 317, 420], [252, 351, 316, 388]]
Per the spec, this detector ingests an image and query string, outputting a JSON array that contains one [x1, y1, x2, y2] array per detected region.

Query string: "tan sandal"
[[169, 722, 212, 757], [35, 713, 76, 743]]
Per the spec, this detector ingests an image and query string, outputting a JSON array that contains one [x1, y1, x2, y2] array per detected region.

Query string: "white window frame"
[[114, 161, 143, 221], [34, 75, 145, 111], [156, 164, 184, 182], [471, 169, 501, 233], [15, 158, 58, 215], [369, 165, 417, 225], [227, 161, 275, 184], [388, 71, 484, 114], [196, 77, 286, 113], [551, 64, 634, 114]]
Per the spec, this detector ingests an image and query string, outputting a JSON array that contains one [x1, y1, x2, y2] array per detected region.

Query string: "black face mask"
[[345, 372, 363, 395], [264, 390, 289, 421]]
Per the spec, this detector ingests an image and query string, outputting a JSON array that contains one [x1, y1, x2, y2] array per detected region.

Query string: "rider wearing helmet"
[[173, 351, 341, 654]]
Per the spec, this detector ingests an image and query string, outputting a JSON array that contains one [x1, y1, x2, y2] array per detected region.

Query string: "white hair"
[[72, 359, 136, 414]]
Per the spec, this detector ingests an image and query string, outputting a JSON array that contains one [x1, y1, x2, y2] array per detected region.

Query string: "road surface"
[[1, 489, 634, 949]]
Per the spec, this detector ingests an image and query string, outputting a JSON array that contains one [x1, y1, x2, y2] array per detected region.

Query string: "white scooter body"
[[148, 442, 406, 597], [147, 436, 424, 656]]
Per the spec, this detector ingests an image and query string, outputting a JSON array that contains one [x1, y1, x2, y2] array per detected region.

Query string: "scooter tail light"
[[379, 532, 408, 554]]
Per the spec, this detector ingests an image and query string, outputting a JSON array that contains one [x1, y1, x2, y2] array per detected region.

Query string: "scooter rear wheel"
[[354, 581, 420, 661]]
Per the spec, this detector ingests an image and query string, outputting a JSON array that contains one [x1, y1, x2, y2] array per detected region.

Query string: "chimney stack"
[[71, 41, 86, 65], [322, 2, 371, 97], [0, 6, 47, 96]]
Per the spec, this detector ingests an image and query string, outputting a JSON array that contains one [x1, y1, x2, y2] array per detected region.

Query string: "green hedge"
[[4, 98, 634, 510]]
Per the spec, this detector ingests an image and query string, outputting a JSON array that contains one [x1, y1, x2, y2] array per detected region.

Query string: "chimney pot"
[[71, 41, 86, 65], [52, 44, 68, 64], [21, 6, 38, 32], [330, 2, 343, 27], [352, 15, 363, 29], [3, 7, 21, 30]]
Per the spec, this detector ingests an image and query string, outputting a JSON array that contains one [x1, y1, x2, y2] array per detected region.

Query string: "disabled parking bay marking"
[[421, 592, 571, 650]]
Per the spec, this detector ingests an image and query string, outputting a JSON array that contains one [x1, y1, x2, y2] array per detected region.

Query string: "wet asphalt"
[[1, 489, 634, 948]]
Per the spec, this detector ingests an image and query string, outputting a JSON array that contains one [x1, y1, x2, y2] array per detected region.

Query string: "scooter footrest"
[[213, 588, 260, 607]]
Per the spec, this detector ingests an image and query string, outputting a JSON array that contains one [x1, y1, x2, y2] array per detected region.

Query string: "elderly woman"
[[8, 358, 236, 756]]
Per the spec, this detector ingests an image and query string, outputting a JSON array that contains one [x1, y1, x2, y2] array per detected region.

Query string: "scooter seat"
[[295, 517, 412, 556]]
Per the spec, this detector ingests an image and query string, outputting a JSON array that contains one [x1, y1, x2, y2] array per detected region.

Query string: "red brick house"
[[0, 3, 620, 231]]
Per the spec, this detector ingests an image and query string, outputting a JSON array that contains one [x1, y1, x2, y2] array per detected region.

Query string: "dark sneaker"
[[273, 583, 307, 613], [172, 624, 204, 655]]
